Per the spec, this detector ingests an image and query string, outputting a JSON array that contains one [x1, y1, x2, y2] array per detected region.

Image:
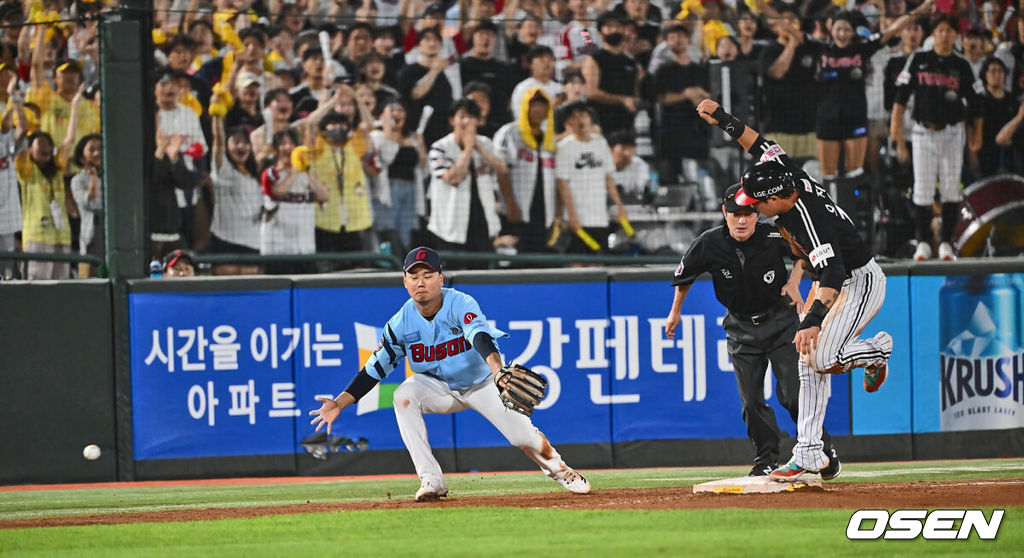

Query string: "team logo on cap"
[[464, 312, 477, 324]]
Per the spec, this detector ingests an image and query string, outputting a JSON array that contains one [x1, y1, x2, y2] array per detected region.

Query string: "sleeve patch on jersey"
[[674, 260, 685, 276], [464, 312, 478, 324], [896, 71, 910, 85], [767, 232, 783, 238], [760, 144, 784, 162], [404, 332, 421, 343], [808, 243, 835, 268]]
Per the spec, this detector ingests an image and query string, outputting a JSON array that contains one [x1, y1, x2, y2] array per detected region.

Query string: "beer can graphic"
[[939, 274, 1024, 431]]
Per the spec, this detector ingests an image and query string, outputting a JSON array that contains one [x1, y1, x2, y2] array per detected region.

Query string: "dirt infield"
[[3, 479, 1022, 529]]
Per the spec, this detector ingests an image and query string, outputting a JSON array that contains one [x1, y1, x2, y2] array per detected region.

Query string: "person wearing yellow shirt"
[[27, 59, 99, 162], [307, 112, 373, 271], [18, 124, 76, 279]]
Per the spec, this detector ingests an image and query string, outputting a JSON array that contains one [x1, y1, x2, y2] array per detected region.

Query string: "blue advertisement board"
[[910, 273, 1024, 433], [292, 286, 455, 453], [607, 280, 851, 443], [849, 275, 913, 435], [129, 290, 297, 460]]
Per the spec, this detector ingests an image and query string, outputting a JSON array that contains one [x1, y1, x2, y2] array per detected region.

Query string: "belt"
[[919, 122, 949, 132], [732, 298, 792, 326]]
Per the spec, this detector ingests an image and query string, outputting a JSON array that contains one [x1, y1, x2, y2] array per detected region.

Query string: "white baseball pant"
[[910, 122, 965, 206], [392, 373, 568, 486], [791, 259, 890, 470]]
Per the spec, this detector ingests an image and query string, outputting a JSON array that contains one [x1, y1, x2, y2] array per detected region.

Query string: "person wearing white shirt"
[[426, 99, 513, 257], [555, 101, 628, 254], [510, 46, 565, 122], [608, 129, 649, 203], [494, 87, 558, 253]]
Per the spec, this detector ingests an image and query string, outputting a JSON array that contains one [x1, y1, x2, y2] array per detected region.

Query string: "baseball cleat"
[[819, 450, 841, 481], [554, 469, 592, 494], [768, 460, 814, 483], [748, 463, 777, 477], [414, 479, 448, 501], [864, 361, 888, 393], [913, 242, 932, 261], [938, 242, 956, 261]]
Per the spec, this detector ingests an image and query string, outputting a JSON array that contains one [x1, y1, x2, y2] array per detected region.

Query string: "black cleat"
[[748, 462, 777, 477]]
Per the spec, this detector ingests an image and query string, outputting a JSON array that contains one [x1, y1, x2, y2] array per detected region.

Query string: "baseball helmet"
[[736, 160, 796, 206]]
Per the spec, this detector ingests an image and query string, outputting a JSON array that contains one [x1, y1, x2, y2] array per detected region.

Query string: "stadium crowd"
[[0, 0, 1021, 278]]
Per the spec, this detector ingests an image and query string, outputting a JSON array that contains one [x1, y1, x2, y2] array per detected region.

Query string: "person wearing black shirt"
[[698, 98, 893, 483], [891, 15, 983, 262], [665, 184, 839, 478], [460, 20, 514, 127], [654, 23, 710, 179], [758, 5, 819, 159], [398, 28, 454, 150], [972, 57, 1020, 177], [809, 5, 930, 213], [582, 12, 641, 135]]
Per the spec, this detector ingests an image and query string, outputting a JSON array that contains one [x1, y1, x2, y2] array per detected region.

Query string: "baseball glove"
[[494, 364, 548, 416]]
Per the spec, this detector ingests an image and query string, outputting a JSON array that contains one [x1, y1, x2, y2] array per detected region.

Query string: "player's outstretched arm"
[[309, 367, 380, 435], [696, 99, 760, 152]]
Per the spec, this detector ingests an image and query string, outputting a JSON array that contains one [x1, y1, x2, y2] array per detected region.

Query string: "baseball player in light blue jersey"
[[310, 246, 591, 501]]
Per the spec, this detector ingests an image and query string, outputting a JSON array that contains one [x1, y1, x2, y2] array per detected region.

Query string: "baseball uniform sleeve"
[[893, 51, 918, 106], [746, 134, 808, 180], [791, 207, 847, 291], [671, 231, 710, 287], [363, 317, 409, 381], [451, 291, 508, 345], [428, 141, 453, 180], [492, 124, 518, 165]]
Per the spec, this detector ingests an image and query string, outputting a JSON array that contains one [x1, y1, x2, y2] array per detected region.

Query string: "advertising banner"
[[129, 290, 298, 460], [911, 273, 1024, 433]]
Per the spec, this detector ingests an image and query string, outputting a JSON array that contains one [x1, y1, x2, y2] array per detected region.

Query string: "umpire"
[[664, 184, 839, 478]]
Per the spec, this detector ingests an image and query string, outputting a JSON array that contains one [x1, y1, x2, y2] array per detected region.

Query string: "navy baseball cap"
[[404, 246, 442, 272], [723, 184, 754, 213]]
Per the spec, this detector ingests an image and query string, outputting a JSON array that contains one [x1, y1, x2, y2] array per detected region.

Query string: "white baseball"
[[82, 444, 101, 460]]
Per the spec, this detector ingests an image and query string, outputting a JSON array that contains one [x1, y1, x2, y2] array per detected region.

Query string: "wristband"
[[711, 107, 744, 139], [799, 299, 829, 330], [344, 367, 380, 401]]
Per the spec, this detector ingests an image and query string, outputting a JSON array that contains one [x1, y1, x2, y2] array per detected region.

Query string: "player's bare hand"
[[665, 313, 681, 340], [781, 281, 803, 309], [793, 326, 820, 355], [309, 396, 341, 435], [696, 99, 720, 125], [895, 141, 910, 164]]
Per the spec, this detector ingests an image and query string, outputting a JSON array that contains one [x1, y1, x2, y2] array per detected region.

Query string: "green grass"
[[1, 459, 1022, 556]]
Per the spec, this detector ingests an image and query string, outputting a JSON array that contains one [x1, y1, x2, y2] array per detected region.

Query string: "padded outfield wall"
[[1, 262, 1022, 483]]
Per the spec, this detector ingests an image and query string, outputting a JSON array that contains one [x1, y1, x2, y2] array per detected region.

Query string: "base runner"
[[697, 98, 893, 482], [309, 246, 591, 500]]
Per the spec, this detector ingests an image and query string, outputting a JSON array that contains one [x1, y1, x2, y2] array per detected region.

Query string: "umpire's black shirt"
[[672, 223, 793, 316]]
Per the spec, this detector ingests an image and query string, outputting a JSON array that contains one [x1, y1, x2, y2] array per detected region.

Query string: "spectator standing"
[[510, 46, 565, 122], [398, 28, 454, 149], [309, 112, 374, 268], [758, 5, 819, 159], [155, 70, 208, 249], [555, 101, 628, 254], [260, 128, 329, 274], [608, 130, 650, 203], [653, 22, 710, 179], [892, 15, 983, 261], [18, 128, 74, 279], [359, 51, 401, 111], [69, 133, 103, 278], [224, 71, 264, 133], [494, 87, 558, 254], [209, 101, 262, 275], [370, 100, 425, 255], [506, 12, 543, 81], [460, 20, 515, 126], [0, 86, 25, 279], [975, 57, 1020, 176], [426, 99, 512, 255], [583, 12, 641, 136]]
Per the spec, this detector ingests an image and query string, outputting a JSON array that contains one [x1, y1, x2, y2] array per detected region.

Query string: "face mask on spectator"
[[326, 127, 349, 144], [603, 32, 624, 47]]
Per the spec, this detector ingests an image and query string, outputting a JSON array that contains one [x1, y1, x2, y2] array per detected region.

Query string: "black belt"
[[731, 298, 792, 326], [919, 121, 950, 132]]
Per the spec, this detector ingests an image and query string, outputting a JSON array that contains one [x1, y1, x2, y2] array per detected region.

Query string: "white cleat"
[[414, 479, 448, 502], [554, 469, 592, 494], [938, 242, 956, 261], [913, 242, 932, 261]]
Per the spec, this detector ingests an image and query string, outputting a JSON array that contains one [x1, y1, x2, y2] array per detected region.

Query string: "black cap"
[[424, 2, 445, 16], [162, 249, 195, 271], [723, 183, 754, 213], [404, 246, 442, 272], [737, 160, 796, 205]]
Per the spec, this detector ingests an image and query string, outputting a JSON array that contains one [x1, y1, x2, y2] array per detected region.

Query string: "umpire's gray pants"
[[724, 308, 834, 467]]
